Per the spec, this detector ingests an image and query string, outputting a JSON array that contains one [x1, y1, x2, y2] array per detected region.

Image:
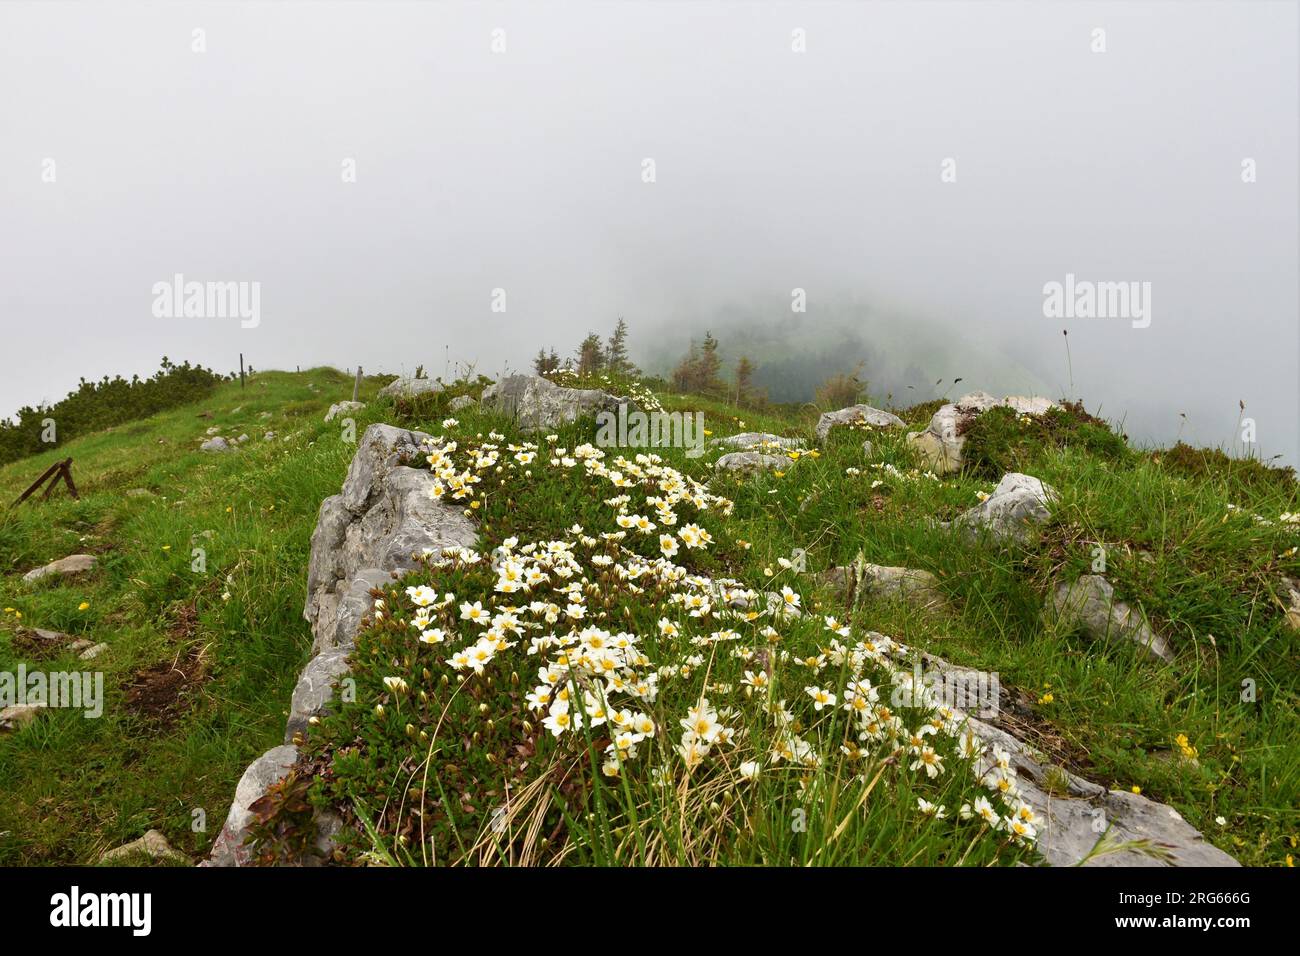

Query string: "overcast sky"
[[2, 1, 1296, 462]]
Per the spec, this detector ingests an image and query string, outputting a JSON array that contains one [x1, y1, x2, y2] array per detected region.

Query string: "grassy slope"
[[1, 372, 1296, 865], [0, 369, 396, 864]]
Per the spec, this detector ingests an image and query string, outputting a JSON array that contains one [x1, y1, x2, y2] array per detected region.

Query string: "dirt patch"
[[8, 627, 72, 660], [124, 644, 208, 726], [123, 604, 208, 725]]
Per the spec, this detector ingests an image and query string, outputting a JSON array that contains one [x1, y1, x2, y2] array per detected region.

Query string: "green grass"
[[0, 368, 396, 864], [2, 369, 1296, 866]]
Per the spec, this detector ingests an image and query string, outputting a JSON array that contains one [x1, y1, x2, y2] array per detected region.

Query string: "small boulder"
[[907, 392, 1060, 474], [100, 829, 189, 866], [236, 434, 249, 444], [0, 702, 45, 731], [481, 374, 637, 432], [715, 451, 789, 474], [865, 564, 946, 610], [949, 472, 1056, 543], [861, 440, 874, 457], [447, 394, 477, 412], [1047, 575, 1174, 662], [377, 377, 443, 400], [711, 432, 804, 452], [79, 642, 110, 661], [821, 562, 948, 612], [816, 405, 905, 444], [200, 437, 230, 453], [1279, 575, 1300, 631], [324, 401, 365, 423], [23, 553, 97, 584]]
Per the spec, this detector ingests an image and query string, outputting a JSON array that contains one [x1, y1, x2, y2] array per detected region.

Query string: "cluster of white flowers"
[[394, 427, 1035, 845], [868, 461, 940, 489]]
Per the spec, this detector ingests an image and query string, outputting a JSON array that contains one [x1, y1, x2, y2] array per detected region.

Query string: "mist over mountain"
[[637, 298, 1052, 409], [1, 1, 1295, 464]]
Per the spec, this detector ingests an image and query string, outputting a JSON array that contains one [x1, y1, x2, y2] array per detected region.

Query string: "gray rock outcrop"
[[816, 404, 905, 444], [23, 554, 97, 584], [206, 423, 478, 866], [823, 562, 949, 612], [0, 703, 45, 732], [200, 437, 231, 453], [324, 401, 364, 423], [101, 829, 190, 866], [949, 472, 1056, 544], [715, 451, 790, 474], [710, 432, 804, 452], [377, 377, 443, 400], [481, 375, 637, 432], [1046, 575, 1175, 662], [907, 392, 1060, 474], [882, 647, 1235, 866]]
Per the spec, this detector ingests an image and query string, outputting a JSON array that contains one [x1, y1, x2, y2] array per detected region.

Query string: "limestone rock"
[[324, 400, 364, 423], [715, 451, 789, 474], [377, 377, 443, 400], [205, 744, 299, 867], [209, 421, 481, 865], [100, 829, 189, 866], [1047, 574, 1174, 662], [200, 437, 230, 453], [907, 392, 1060, 475], [305, 423, 477, 654], [861, 440, 874, 457], [285, 648, 351, 743], [823, 563, 948, 611], [816, 404, 905, 444], [882, 649, 1234, 866], [710, 432, 804, 452], [79, 642, 109, 661], [0, 703, 45, 731], [447, 394, 477, 412], [950, 472, 1056, 543], [1279, 575, 1300, 631], [481, 374, 637, 432], [23, 553, 97, 584]]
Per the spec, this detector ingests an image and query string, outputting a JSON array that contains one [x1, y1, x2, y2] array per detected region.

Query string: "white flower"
[[738, 760, 761, 781], [804, 685, 836, 710], [917, 798, 946, 819]]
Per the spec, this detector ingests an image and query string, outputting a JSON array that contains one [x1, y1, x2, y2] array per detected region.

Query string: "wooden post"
[[12, 458, 79, 506], [240, 353, 246, 389], [352, 366, 362, 402]]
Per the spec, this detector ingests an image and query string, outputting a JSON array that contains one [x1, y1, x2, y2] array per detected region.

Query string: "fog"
[[2, 1, 1296, 462]]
